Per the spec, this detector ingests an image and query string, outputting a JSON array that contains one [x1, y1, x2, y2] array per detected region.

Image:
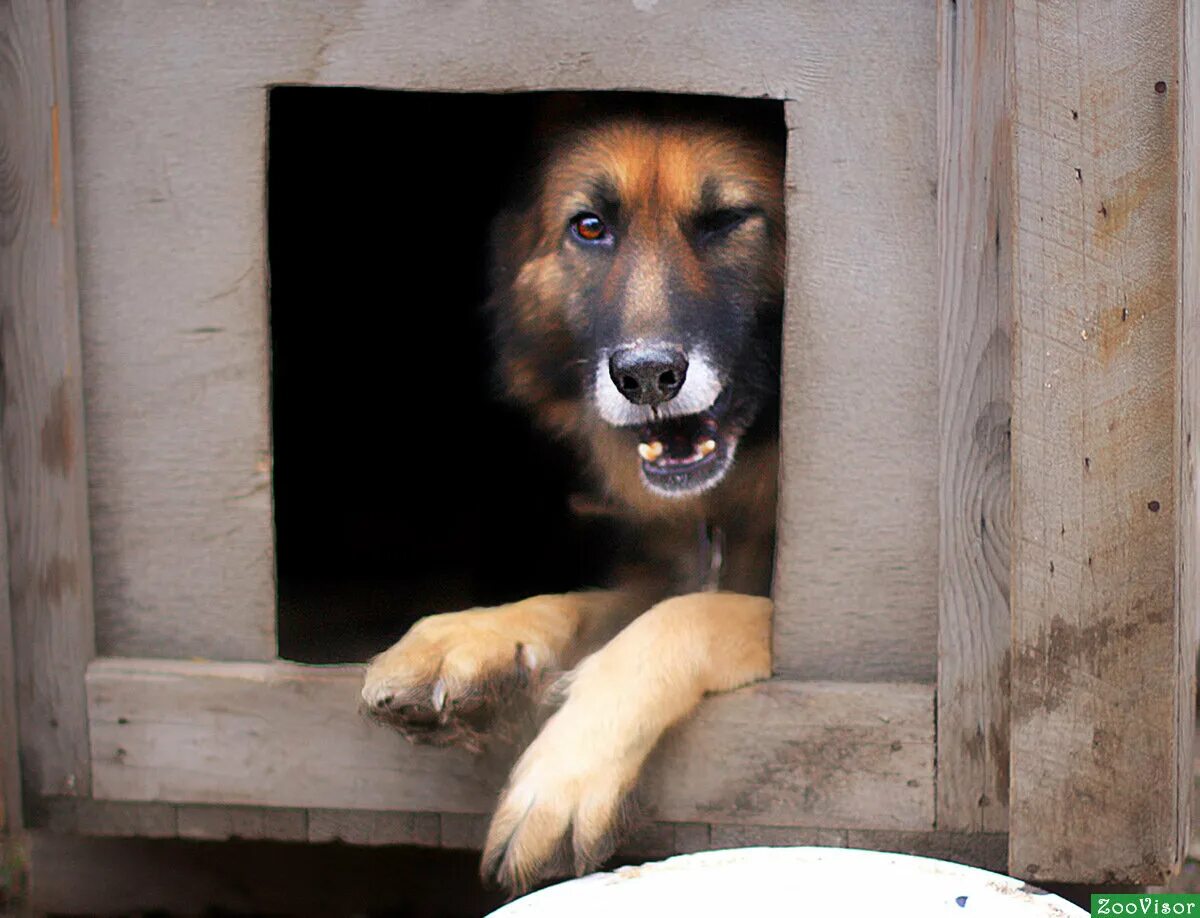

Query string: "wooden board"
[[934, 0, 1013, 833], [177, 805, 309, 843], [641, 679, 934, 829], [0, 0, 95, 801], [35, 797, 1005, 873], [67, 0, 939, 677], [1008, 0, 1187, 883], [773, 5, 940, 683], [86, 659, 934, 832]]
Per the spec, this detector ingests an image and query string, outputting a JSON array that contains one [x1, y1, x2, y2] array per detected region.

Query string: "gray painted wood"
[[934, 0, 1012, 833], [86, 658, 934, 832], [773, 6, 940, 683], [1008, 0, 1187, 883], [66, 0, 939, 677], [0, 0, 95, 800]]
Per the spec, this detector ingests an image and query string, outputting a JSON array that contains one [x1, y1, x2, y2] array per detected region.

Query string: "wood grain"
[[642, 679, 934, 830], [1008, 0, 1186, 883], [0, 0, 95, 800], [86, 658, 934, 832], [934, 0, 1013, 833]]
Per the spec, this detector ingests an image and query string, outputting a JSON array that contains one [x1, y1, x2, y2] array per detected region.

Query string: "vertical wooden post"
[[1008, 0, 1189, 882], [936, 0, 1013, 834], [0, 0, 96, 801]]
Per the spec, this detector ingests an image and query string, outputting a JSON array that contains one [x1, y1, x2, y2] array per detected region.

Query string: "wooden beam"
[[1008, 0, 1186, 883], [86, 659, 934, 832], [0, 0, 96, 800], [36, 796, 1005, 873], [935, 0, 1013, 833]]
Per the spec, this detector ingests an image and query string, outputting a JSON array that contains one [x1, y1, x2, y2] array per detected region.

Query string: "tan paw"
[[479, 592, 773, 891], [480, 679, 640, 893], [361, 601, 575, 750]]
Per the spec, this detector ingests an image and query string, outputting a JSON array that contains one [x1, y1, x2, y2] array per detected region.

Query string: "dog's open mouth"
[[636, 392, 737, 497]]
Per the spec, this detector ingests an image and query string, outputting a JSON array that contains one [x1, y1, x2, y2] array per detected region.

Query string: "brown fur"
[[362, 108, 783, 893]]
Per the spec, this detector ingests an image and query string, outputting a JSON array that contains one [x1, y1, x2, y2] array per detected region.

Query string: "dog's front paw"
[[480, 683, 639, 893], [361, 600, 575, 750]]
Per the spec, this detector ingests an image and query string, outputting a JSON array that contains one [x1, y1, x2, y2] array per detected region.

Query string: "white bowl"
[[490, 847, 1089, 917]]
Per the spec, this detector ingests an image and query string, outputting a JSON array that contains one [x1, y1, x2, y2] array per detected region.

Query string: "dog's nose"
[[609, 346, 689, 406]]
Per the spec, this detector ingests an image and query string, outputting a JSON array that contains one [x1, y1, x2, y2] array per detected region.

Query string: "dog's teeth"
[[697, 439, 717, 457], [638, 441, 664, 462]]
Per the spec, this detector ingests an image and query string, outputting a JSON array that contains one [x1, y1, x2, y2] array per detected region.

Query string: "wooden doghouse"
[[1, 0, 1196, 898]]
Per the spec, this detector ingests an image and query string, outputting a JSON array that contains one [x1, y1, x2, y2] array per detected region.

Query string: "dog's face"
[[490, 116, 785, 503]]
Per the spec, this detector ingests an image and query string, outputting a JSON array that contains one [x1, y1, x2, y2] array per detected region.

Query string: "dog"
[[361, 99, 785, 893]]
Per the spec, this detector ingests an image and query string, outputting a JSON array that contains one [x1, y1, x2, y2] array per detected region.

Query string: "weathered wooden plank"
[[177, 805, 308, 843], [87, 659, 934, 832], [30, 793, 1008, 875], [439, 813, 489, 852], [42, 797, 178, 839], [846, 830, 1008, 874], [307, 809, 439, 847], [934, 0, 1013, 832], [1008, 0, 1185, 883], [642, 680, 934, 829], [0, 0, 95, 800], [773, 5, 940, 683], [708, 825, 849, 850], [67, 3, 275, 661], [86, 659, 508, 813]]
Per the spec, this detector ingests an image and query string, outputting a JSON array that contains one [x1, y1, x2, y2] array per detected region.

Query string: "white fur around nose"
[[595, 350, 722, 426]]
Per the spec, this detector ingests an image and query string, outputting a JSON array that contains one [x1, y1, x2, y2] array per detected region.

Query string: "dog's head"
[[489, 113, 785, 502]]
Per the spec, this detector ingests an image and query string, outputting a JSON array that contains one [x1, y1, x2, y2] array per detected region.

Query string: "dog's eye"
[[569, 212, 611, 244], [695, 208, 753, 239]]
